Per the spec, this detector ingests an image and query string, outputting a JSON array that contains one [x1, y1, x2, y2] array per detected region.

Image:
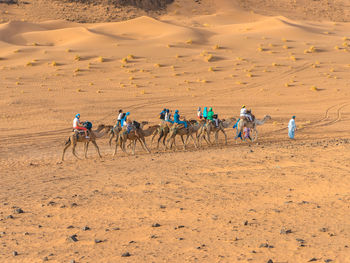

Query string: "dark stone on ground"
[[152, 223, 161, 227], [82, 226, 90, 231], [280, 229, 292, 234], [13, 251, 18, 256], [121, 252, 131, 257], [43, 256, 49, 261], [14, 208, 24, 214], [308, 258, 318, 262], [267, 260, 273, 263], [67, 234, 78, 242], [94, 239, 103, 243]]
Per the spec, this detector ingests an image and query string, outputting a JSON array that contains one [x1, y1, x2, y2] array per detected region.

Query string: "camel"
[[236, 115, 271, 142], [166, 120, 201, 150], [61, 124, 111, 161], [118, 124, 159, 155], [197, 118, 236, 146], [114, 121, 151, 156], [109, 121, 148, 147], [151, 121, 172, 150]]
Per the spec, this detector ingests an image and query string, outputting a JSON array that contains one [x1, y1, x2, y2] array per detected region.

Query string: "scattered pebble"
[[152, 223, 161, 227], [121, 252, 131, 257], [14, 208, 24, 214], [67, 234, 78, 242]]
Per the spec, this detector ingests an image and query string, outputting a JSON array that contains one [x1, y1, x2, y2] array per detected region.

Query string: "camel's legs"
[[120, 137, 128, 154], [222, 129, 227, 145], [113, 135, 120, 156], [180, 135, 186, 150], [207, 128, 213, 144], [190, 134, 198, 148], [163, 132, 169, 150], [201, 131, 210, 146], [132, 139, 136, 155], [151, 130, 158, 147], [91, 140, 102, 158], [71, 140, 80, 160], [108, 131, 114, 147], [214, 130, 219, 145], [140, 137, 151, 153], [61, 138, 71, 161], [156, 130, 164, 149], [252, 129, 258, 142], [84, 142, 90, 158]]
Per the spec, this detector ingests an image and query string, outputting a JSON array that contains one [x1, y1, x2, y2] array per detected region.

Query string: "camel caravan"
[[61, 107, 271, 161]]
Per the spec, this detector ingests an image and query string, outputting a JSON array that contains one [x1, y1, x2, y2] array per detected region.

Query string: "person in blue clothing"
[[121, 112, 130, 127], [159, 108, 166, 120], [233, 118, 242, 139], [203, 107, 208, 120], [174, 110, 187, 128]]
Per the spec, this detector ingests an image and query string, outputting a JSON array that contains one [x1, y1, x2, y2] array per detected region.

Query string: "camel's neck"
[[222, 119, 235, 128], [255, 116, 269, 125], [93, 129, 108, 138]]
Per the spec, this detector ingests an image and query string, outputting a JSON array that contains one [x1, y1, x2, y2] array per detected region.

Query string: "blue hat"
[[175, 110, 179, 113], [126, 112, 130, 116], [75, 113, 80, 118]]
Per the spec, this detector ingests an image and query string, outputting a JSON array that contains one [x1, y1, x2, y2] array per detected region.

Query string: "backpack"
[[83, 121, 92, 130]]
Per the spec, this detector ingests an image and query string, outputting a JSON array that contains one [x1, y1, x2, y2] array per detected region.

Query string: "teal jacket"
[[207, 109, 214, 120]]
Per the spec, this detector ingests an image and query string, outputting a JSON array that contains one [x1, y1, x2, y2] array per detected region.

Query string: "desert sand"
[[1, 0, 350, 262]]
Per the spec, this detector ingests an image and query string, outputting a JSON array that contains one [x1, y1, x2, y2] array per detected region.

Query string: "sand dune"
[[1, 0, 350, 262]]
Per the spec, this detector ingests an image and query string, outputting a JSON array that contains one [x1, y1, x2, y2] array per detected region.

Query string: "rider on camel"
[[73, 113, 89, 139], [207, 107, 219, 127], [174, 110, 188, 128], [240, 105, 253, 122]]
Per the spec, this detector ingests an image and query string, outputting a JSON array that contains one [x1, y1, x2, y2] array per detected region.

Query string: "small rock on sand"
[[14, 208, 24, 214], [67, 234, 78, 242], [121, 252, 131, 257]]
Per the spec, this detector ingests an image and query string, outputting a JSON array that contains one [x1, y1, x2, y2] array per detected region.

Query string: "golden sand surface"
[[1, 0, 350, 262]]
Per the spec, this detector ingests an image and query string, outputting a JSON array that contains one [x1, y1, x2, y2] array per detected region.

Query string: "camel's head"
[[264, 115, 272, 121]]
